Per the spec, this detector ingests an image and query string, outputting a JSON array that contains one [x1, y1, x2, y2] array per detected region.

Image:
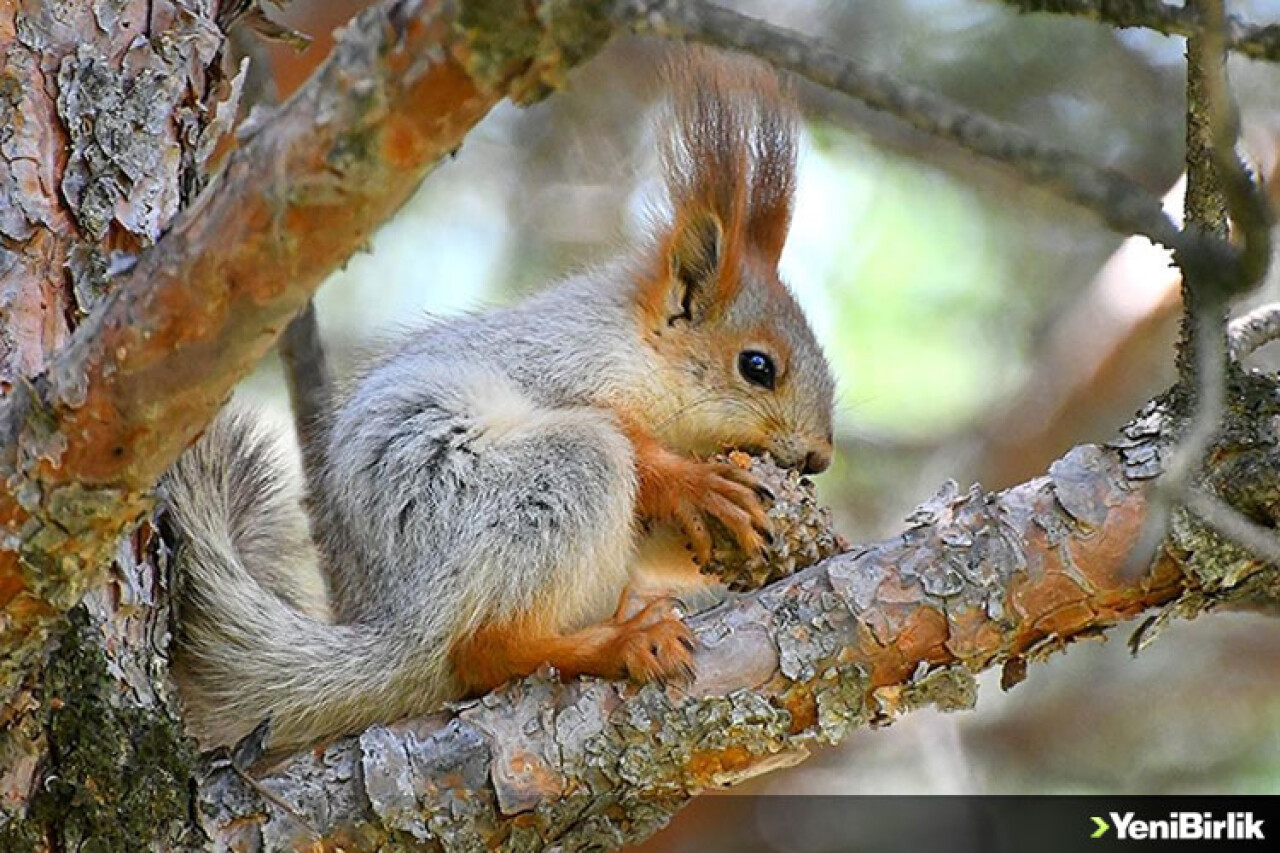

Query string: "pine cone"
[[703, 452, 847, 591]]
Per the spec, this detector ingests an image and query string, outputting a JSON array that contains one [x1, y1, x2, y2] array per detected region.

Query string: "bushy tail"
[[162, 411, 445, 751]]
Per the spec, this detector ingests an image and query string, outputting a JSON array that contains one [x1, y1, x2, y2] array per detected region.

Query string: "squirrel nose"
[[802, 446, 832, 474]]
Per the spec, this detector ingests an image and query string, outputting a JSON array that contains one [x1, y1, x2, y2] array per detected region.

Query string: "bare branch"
[[626, 0, 1199, 256], [1191, 0, 1273, 296], [228, 18, 334, 490], [999, 0, 1280, 62], [279, 304, 332, 491], [1229, 302, 1280, 360], [7, 0, 1260, 704], [1184, 487, 1280, 566], [196, 390, 1280, 849], [1123, 309, 1226, 574], [1126, 0, 1274, 576], [0, 4, 1276, 848]]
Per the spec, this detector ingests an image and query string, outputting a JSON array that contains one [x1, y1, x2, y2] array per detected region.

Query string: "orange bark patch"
[[495, 747, 563, 802], [875, 572, 926, 604], [1032, 599, 1098, 635], [1012, 572, 1089, 626], [0, 560, 27, 609], [944, 605, 1004, 663], [1070, 491, 1150, 592], [4, 593, 54, 626], [893, 606, 950, 670], [382, 61, 488, 170], [687, 745, 754, 782], [779, 687, 817, 733]]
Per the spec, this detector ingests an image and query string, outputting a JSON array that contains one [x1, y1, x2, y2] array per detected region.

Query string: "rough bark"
[[1, 3, 239, 849], [0, 0, 615, 705], [1, 1, 1278, 851], [0, 0, 236, 681], [0, 0, 614, 848], [1000, 0, 1280, 61], [195, 375, 1280, 850]]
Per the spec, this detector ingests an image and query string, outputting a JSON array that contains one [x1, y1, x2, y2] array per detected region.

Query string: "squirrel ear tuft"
[[665, 209, 724, 324], [640, 47, 797, 327]]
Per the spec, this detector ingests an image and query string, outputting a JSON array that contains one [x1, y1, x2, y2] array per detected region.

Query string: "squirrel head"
[[634, 50, 835, 475]]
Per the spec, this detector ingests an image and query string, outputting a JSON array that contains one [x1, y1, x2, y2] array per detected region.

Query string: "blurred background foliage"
[[236, 0, 1280, 844]]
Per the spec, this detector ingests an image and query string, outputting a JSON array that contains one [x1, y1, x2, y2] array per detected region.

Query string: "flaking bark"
[[0, 1, 616, 847], [0, 0, 617, 707], [2, 1, 1280, 850], [195, 376, 1280, 850]]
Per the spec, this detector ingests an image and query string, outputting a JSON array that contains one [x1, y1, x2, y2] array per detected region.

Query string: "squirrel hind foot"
[[450, 600, 697, 696], [608, 598, 697, 685]]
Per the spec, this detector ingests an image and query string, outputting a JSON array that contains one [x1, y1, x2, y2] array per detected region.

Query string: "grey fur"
[[167, 276, 653, 751]]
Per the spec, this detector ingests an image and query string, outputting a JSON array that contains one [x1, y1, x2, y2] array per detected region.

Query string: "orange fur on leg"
[[451, 601, 695, 696]]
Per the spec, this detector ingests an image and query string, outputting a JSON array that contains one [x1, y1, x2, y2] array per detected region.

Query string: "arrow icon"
[[1091, 816, 1110, 838]]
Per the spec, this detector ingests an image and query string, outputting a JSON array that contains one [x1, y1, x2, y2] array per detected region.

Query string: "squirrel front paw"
[[608, 598, 697, 684], [636, 451, 774, 564]]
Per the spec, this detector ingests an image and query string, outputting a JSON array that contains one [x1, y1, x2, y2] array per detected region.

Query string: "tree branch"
[[196, 375, 1280, 850], [0, 0, 617, 699], [5, 2, 1279, 845], [1125, 0, 1278, 574], [279, 302, 333, 493], [2, 0, 1256, 708], [626, 0, 1198, 257], [228, 21, 335, 489], [999, 0, 1280, 62], [1229, 302, 1280, 361]]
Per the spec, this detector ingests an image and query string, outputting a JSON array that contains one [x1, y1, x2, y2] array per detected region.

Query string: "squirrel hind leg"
[[431, 391, 647, 690], [452, 597, 696, 695], [438, 387, 698, 694]]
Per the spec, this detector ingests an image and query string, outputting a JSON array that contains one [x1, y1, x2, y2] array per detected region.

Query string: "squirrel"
[[162, 49, 836, 754]]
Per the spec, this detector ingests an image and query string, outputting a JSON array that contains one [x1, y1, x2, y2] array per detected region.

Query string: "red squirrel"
[[164, 49, 835, 753]]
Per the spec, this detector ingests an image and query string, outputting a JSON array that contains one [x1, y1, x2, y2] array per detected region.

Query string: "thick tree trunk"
[[1, 2, 235, 849], [0, 0, 615, 719], [0, 0, 622, 845], [1, 1, 1277, 851]]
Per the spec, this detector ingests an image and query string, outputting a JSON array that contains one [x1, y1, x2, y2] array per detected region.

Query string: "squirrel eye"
[[738, 350, 776, 390]]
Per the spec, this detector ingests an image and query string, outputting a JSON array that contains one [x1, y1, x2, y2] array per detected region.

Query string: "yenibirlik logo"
[[1091, 812, 1265, 841]]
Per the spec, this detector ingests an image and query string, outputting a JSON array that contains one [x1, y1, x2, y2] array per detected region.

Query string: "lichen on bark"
[[20, 611, 200, 852], [184, 372, 1280, 850], [0, 522, 201, 851]]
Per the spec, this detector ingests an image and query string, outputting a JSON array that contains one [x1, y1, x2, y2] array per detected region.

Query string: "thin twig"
[[1123, 309, 1227, 575], [1126, 299, 1280, 572], [1229, 303, 1280, 360], [227, 25, 334, 488], [1195, 0, 1273, 296], [1184, 487, 1280, 566], [279, 302, 332, 489], [230, 764, 323, 841], [1125, 0, 1274, 576], [999, 1, 1280, 62], [1172, 311, 1226, 474], [624, 0, 1204, 258], [1174, 0, 1232, 372]]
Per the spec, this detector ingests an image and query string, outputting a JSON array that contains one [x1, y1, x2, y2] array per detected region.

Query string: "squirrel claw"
[[612, 598, 696, 684], [673, 504, 714, 564], [671, 460, 773, 559], [634, 439, 775, 559]]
